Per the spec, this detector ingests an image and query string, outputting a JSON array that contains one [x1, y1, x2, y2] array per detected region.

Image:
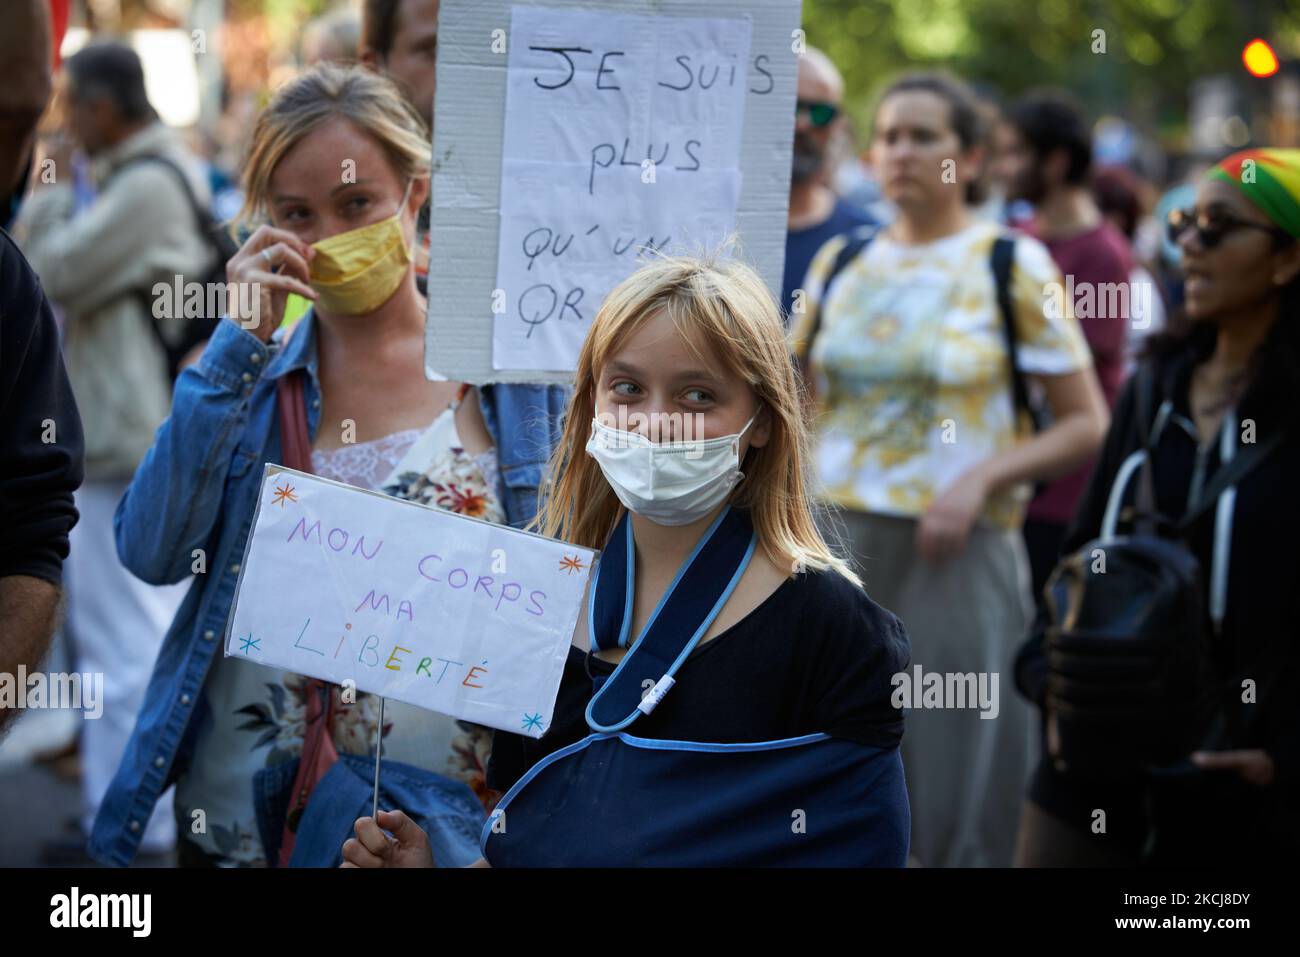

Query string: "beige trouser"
[[824, 508, 1036, 868]]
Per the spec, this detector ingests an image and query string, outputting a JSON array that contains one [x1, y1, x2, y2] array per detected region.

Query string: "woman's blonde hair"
[[532, 250, 862, 588], [235, 62, 431, 228]]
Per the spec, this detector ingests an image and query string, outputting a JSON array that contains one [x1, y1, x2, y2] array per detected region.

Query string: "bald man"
[[781, 47, 874, 323]]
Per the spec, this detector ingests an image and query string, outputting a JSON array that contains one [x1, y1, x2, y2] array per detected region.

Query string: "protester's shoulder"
[[805, 231, 852, 284], [829, 197, 877, 230], [784, 566, 909, 746], [999, 224, 1061, 283], [805, 220, 881, 293], [1066, 221, 1134, 281], [1128, 347, 1189, 415], [0, 228, 46, 324], [109, 146, 209, 207], [782, 565, 909, 672]]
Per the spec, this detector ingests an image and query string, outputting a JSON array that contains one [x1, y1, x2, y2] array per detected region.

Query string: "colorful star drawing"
[[558, 554, 585, 574], [239, 632, 261, 654], [271, 482, 298, 507], [522, 713, 544, 733]]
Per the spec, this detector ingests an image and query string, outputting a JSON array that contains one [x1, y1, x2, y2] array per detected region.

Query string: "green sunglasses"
[[796, 100, 839, 128]]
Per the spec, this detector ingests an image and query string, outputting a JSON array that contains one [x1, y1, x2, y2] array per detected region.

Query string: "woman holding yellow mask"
[[88, 64, 569, 868]]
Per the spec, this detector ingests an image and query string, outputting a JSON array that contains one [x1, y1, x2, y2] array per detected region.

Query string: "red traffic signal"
[[1243, 39, 1280, 78]]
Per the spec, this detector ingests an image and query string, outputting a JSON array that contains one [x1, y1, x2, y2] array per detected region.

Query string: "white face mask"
[[585, 407, 761, 527]]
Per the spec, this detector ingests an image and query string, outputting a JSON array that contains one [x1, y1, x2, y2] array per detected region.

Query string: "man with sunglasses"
[[782, 47, 875, 323]]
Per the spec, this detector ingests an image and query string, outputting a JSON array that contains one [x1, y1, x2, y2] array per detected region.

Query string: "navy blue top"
[[487, 567, 909, 793]]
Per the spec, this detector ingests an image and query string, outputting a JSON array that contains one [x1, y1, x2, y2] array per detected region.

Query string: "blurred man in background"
[[782, 47, 875, 322], [303, 6, 363, 67], [360, 0, 440, 284], [993, 91, 1133, 604], [360, 0, 440, 130], [14, 41, 212, 862]]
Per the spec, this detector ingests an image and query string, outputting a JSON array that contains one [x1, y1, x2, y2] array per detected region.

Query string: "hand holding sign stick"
[[372, 696, 384, 822]]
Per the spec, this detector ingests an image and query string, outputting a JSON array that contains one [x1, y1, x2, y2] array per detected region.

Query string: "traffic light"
[[1243, 39, 1280, 78]]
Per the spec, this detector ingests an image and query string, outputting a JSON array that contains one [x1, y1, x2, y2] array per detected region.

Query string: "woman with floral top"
[[86, 64, 568, 868], [788, 72, 1109, 867]]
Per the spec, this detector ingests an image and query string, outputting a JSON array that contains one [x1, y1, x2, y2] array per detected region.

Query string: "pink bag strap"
[[276, 369, 313, 473], [274, 369, 341, 866]]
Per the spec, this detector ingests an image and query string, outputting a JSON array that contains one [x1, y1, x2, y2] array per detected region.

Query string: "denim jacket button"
[[180, 693, 191, 705], [202, 629, 215, 641], [128, 820, 141, 832], [312, 398, 321, 409], [242, 372, 253, 383], [250, 352, 262, 364], [154, 756, 165, 768], [229, 563, 240, 574]]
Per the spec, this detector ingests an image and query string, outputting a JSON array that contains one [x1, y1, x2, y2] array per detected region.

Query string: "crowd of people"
[[1, 0, 1295, 869]]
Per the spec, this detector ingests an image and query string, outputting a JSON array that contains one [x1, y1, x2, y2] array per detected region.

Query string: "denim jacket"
[[88, 313, 569, 866]]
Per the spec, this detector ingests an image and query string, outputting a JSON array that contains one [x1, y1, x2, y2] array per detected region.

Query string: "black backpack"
[[796, 225, 1041, 432], [110, 154, 239, 380], [1042, 362, 1285, 774]]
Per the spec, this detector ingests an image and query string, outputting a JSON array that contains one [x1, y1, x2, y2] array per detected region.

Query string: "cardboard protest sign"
[[224, 466, 597, 739], [490, 7, 751, 372], [426, 0, 802, 383]]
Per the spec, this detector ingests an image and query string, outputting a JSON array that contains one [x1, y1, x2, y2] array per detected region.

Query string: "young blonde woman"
[[88, 64, 568, 868], [342, 253, 913, 867]]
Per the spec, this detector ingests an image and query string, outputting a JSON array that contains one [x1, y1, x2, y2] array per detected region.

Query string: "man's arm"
[[0, 231, 85, 728], [0, 576, 61, 733]]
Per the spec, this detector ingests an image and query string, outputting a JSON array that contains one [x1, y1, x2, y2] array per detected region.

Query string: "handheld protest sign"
[[425, 0, 802, 383], [224, 466, 597, 739]]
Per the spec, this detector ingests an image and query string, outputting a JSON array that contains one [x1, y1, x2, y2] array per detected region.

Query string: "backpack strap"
[[796, 224, 880, 361], [276, 369, 314, 473], [1130, 360, 1165, 535], [990, 235, 1037, 431], [272, 368, 340, 865], [110, 154, 231, 379], [1175, 425, 1283, 532], [1106, 359, 1284, 536]]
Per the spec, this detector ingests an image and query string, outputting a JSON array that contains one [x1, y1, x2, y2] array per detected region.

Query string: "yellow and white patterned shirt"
[[789, 219, 1092, 530]]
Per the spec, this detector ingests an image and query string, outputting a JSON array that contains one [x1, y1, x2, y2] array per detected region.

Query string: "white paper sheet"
[[224, 466, 596, 739], [491, 6, 752, 371]]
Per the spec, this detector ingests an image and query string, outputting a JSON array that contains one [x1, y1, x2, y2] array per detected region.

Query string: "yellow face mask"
[[308, 182, 413, 315]]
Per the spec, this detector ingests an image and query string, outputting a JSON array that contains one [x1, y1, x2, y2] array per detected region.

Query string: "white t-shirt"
[[789, 219, 1092, 529]]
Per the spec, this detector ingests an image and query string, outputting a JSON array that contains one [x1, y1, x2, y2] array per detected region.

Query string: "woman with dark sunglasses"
[[1014, 148, 1300, 866]]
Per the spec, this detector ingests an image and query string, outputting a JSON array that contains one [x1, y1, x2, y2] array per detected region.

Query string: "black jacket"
[[1016, 342, 1300, 854], [0, 227, 84, 586]]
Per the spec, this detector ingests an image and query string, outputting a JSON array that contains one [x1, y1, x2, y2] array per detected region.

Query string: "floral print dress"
[[174, 385, 506, 865]]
